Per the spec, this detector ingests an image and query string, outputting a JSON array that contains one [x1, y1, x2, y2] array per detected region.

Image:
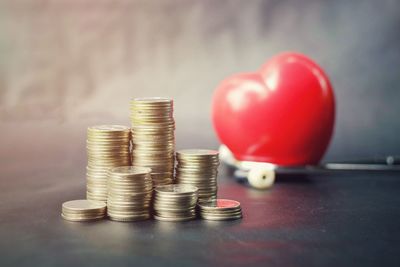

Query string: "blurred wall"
[[1, 0, 400, 164]]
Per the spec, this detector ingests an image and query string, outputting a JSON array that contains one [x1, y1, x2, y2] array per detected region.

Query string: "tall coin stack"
[[86, 125, 131, 202], [107, 166, 153, 221], [175, 149, 219, 201], [153, 185, 198, 222], [130, 97, 175, 186]]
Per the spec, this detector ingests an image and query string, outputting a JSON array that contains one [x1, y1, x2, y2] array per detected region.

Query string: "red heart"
[[211, 52, 335, 166]]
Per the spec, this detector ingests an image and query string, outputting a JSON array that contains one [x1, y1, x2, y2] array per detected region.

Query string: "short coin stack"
[[175, 149, 219, 201], [86, 125, 131, 202], [61, 200, 106, 222], [107, 166, 153, 221], [153, 185, 198, 221], [130, 98, 175, 186], [198, 199, 242, 221]]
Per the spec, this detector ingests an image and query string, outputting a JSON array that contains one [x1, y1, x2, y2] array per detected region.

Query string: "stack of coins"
[[175, 149, 219, 201], [130, 97, 175, 186], [86, 125, 131, 202], [198, 199, 242, 221], [107, 166, 153, 221], [61, 200, 106, 222], [153, 185, 198, 221]]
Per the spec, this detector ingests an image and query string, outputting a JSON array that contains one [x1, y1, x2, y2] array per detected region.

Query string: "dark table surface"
[[1, 162, 400, 267]]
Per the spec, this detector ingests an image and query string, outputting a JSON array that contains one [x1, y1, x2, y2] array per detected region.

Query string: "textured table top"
[[1, 162, 400, 267]]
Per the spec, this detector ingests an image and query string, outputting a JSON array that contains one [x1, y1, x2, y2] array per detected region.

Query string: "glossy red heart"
[[211, 52, 335, 166]]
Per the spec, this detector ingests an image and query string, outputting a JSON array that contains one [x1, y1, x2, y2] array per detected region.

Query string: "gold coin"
[[175, 183, 217, 188], [200, 214, 242, 221], [153, 199, 197, 206], [176, 159, 220, 164], [132, 129, 174, 133], [107, 207, 150, 213], [61, 199, 106, 221], [109, 166, 151, 176], [62, 199, 106, 212], [88, 124, 130, 132], [155, 185, 198, 195], [86, 135, 130, 140], [153, 215, 196, 222], [198, 199, 240, 210], [131, 96, 172, 103], [107, 166, 153, 217], [86, 182, 107, 189], [200, 209, 242, 216], [153, 200, 197, 207], [86, 195, 107, 202], [108, 214, 151, 222], [153, 204, 197, 211], [107, 193, 152, 201], [154, 210, 196, 217], [176, 149, 218, 157], [176, 172, 218, 178], [62, 210, 106, 219], [87, 146, 130, 152], [107, 178, 152, 185], [61, 213, 105, 222]]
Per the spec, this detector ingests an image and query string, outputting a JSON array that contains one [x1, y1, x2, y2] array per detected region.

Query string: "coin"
[[107, 166, 153, 221], [130, 98, 175, 187], [153, 200, 196, 207], [198, 199, 240, 209], [109, 213, 151, 222], [200, 210, 242, 216], [62, 199, 106, 211], [61, 200, 106, 222], [153, 215, 196, 222], [197, 199, 243, 221], [200, 214, 243, 221], [111, 166, 151, 175], [86, 125, 131, 202], [61, 214, 105, 222], [155, 184, 199, 195], [88, 125, 130, 133], [175, 149, 219, 201], [153, 184, 198, 222], [176, 149, 219, 157]]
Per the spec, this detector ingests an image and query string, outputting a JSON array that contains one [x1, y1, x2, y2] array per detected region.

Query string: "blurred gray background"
[[0, 0, 400, 170]]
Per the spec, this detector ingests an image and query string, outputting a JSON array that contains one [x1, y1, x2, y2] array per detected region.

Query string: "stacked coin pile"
[[175, 149, 219, 201], [153, 185, 198, 221], [130, 97, 175, 186], [107, 166, 153, 221], [86, 125, 131, 202], [61, 200, 106, 222], [198, 199, 242, 221]]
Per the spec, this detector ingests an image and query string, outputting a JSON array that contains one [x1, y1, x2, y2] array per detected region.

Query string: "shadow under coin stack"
[[198, 199, 243, 221], [107, 166, 153, 221], [175, 149, 219, 202], [130, 97, 175, 186], [86, 125, 131, 202], [61, 200, 107, 222], [153, 185, 198, 221]]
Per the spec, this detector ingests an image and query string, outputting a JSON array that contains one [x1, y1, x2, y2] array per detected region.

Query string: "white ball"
[[247, 166, 275, 189]]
